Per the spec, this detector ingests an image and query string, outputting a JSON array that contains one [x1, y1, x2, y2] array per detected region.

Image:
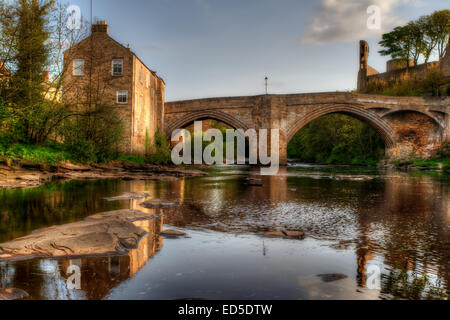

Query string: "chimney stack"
[[92, 20, 109, 34]]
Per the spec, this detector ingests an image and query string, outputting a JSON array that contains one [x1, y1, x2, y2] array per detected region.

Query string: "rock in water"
[[104, 192, 150, 201], [317, 274, 348, 283], [0, 288, 29, 300], [0, 210, 158, 261], [140, 199, 179, 209], [159, 230, 187, 238], [283, 231, 305, 240], [263, 230, 306, 240], [264, 231, 286, 238]]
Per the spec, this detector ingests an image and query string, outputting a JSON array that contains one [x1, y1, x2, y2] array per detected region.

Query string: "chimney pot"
[[92, 20, 109, 34]]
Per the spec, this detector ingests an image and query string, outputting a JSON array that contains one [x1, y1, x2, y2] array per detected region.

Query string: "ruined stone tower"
[[357, 41, 370, 92]]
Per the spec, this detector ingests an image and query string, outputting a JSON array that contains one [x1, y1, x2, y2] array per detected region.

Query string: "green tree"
[[429, 10, 450, 60], [379, 24, 425, 67], [418, 15, 439, 63], [8, 0, 55, 144], [379, 10, 450, 65], [406, 21, 427, 66]]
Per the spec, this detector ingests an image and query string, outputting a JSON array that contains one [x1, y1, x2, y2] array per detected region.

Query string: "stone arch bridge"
[[164, 92, 450, 165]]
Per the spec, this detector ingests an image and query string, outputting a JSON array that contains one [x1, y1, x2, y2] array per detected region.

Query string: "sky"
[[58, 0, 449, 101]]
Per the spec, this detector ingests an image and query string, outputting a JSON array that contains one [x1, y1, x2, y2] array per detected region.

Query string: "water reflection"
[[0, 215, 163, 300], [0, 166, 449, 299]]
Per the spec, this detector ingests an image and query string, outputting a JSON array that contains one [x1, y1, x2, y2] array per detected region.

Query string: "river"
[[0, 165, 448, 300]]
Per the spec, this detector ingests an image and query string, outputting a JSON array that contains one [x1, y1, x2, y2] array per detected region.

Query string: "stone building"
[[63, 21, 165, 155], [357, 40, 450, 92]]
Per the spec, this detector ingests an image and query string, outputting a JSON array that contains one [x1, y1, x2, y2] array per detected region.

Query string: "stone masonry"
[[164, 93, 450, 165], [357, 40, 450, 92]]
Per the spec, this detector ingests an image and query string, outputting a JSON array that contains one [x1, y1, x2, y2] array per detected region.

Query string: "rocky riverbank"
[[0, 209, 164, 261], [0, 162, 207, 189]]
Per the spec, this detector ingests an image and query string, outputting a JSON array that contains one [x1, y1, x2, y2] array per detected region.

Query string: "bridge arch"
[[165, 110, 251, 137], [286, 104, 397, 148], [381, 109, 445, 129]]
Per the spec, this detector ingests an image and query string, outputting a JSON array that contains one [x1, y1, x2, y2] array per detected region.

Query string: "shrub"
[[422, 67, 444, 96], [61, 104, 124, 163], [436, 142, 450, 158], [118, 154, 145, 165], [0, 143, 71, 165], [445, 84, 450, 96], [365, 78, 389, 94]]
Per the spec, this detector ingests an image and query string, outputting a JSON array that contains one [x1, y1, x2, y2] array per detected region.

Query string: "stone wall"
[[358, 39, 450, 92], [130, 56, 165, 154], [367, 61, 441, 83]]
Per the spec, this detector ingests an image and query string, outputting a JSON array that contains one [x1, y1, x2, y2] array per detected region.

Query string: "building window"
[[117, 90, 128, 104], [112, 59, 123, 76], [146, 73, 150, 88], [73, 59, 84, 76]]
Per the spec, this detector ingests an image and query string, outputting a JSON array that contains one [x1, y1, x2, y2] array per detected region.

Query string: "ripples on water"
[[0, 165, 449, 300]]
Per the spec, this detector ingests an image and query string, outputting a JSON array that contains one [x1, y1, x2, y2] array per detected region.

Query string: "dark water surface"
[[0, 165, 449, 300]]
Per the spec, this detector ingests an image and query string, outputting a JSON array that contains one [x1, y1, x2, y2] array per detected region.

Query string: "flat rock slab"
[[317, 274, 348, 283], [140, 199, 179, 209], [159, 230, 187, 238], [87, 209, 159, 222], [0, 210, 157, 261], [0, 164, 207, 189], [60, 163, 91, 172], [0, 288, 29, 300], [264, 230, 305, 240], [104, 192, 150, 201]]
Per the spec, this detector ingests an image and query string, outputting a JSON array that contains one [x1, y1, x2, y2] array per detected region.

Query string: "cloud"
[[301, 0, 410, 44]]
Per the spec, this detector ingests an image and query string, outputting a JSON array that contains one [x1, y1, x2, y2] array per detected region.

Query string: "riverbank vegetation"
[[365, 66, 450, 97], [393, 142, 450, 171]]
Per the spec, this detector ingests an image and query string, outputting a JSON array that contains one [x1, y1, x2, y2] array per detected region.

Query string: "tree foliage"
[[0, 1, 123, 164], [379, 10, 450, 65], [288, 114, 385, 165]]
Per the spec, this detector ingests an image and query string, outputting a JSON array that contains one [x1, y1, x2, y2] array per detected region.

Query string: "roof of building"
[[65, 21, 165, 85]]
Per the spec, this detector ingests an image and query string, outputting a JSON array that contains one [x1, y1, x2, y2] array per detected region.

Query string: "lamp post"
[[265, 77, 268, 95]]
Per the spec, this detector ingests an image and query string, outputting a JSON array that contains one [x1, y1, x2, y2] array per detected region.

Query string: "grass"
[[0, 142, 170, 167], [408, 158, 450, 171], [117, 154, 146, 165], [0, 143, 72, 166]]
